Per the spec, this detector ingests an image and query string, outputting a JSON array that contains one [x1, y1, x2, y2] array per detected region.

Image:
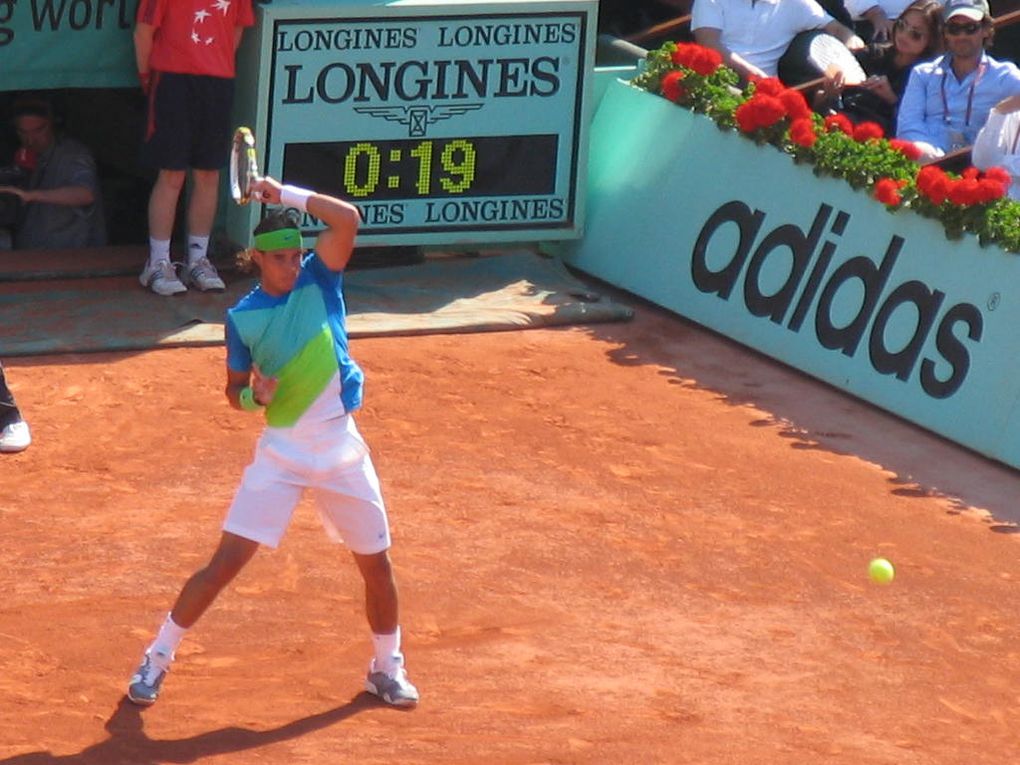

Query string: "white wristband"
[[280, 185, 314, 213]]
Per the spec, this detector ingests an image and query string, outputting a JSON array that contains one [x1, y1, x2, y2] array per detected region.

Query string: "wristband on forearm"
[[239, 386, 263, 412], [280, 185, 314, 212]]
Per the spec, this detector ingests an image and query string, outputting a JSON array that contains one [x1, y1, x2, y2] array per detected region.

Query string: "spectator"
[[820, 0, 945, 134], [134, 0, 254, 296], [897, 0, 1020, 161], [0, 362, 29, 453], [972, 92, 1020, 196], [0, 96, 106, 250], [692, 0, 866, 81], [846, 0, 944, 42]]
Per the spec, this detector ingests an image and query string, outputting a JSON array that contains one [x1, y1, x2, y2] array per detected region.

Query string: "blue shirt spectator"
[[896, 0, 1020, 160]]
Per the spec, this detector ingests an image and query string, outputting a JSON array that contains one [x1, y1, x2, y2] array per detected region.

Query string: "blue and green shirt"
[[225, 253, 363, 427]]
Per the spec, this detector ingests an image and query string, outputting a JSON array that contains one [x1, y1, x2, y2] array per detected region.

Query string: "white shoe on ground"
[[184, 257, 226, 292], [0, 420, 30, 453], [140, 260, 187, 296]]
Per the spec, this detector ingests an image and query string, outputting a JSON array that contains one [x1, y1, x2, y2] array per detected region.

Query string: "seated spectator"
[[819, 0, 945, 134], [897, 0, 1020, 161], [972, 93, 1020, 196], [0, 361, 29, 454], [692, 0, 866, 81], [0, 96, 106, 250], [845, 0, 944, 42]]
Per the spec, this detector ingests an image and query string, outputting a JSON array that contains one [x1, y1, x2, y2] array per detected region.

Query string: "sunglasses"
[[945, 21, 982, 35], [894, 18, 927, 41]]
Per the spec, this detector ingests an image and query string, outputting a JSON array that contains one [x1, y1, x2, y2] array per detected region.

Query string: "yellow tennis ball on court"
[[868, 558, 895, 584]]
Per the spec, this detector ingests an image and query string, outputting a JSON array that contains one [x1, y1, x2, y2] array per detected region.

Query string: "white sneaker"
[[184, 257, 226, 292], [140, 259, 187, 296], [365, 658, 419, 707], [0, 420, 30, 453]]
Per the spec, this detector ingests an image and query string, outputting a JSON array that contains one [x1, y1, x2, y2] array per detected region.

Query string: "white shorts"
[[223, 414, 391, 553]]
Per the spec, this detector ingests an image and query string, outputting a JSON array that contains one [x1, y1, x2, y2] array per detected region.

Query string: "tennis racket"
[[230, 126, 262, 205]]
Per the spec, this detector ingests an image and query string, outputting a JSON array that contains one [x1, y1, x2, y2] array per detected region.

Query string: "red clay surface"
[[3, 296, 1020, 764]]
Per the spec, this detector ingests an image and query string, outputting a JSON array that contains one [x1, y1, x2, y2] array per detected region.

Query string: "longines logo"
[[353, 103, 484, 137], [691, 200, 984, 399]]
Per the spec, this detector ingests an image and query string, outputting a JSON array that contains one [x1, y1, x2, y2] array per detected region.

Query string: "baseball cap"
[[943, 0, 990, 22]]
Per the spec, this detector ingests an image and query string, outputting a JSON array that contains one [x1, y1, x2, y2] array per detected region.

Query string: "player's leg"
[[183, 75, 233, 292], [128, 433, 302, 706], [312, 416, 419, 706], [127, 532, 259, 706], [0, 361, 30, 453], [139, 72, 191, 296], [182, 168, 225, 291]]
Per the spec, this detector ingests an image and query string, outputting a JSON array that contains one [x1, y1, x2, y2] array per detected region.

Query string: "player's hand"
[[250, 176, 283, 205], [993, 94, 1020, 114], [251, 364, 278, 406], [0, 185, 28, 202], [860, 75, 897, 104]]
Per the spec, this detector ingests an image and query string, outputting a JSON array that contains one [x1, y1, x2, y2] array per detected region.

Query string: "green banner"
[[1, 0, 138, 91]]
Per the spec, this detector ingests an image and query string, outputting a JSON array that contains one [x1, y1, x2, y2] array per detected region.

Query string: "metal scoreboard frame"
[[226, 0, 598, 248]]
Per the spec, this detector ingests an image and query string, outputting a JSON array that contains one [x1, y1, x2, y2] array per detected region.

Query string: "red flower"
[[671, 43, 723, 76], [917, 165, 951, 205], [983, 166, 1011, 186], [779, 89, 811, 121], [852, 121, 885, 143], [977, 177, 1008, 202], [734, 94, 788, 133], [753, 77, 786, 97], [888, 139, 921, 161], [823, 113, 854, 135], [962, 166, 980, 180], [874, 177, 905, 206], [948, 178, 981, 206], [661, 70, 687, 103], [789, 118, 818, 148]]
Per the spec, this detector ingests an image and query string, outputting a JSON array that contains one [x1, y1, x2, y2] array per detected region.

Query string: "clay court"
[[3, 282, 1020, 764]]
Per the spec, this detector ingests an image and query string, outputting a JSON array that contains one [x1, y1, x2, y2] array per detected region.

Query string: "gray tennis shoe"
[[184, 257, 226, 292], [127, 650, 172, 706], [365, 661, 419, 707]]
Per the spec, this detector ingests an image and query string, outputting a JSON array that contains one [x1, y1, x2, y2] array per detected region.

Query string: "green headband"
[[253, 227, 302, 251]]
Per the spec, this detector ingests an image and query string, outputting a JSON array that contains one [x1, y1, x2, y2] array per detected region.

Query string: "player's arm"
[[225, 364, 277, 410], [134, 22, 155, 91], [251, 176, 362, 272], [11, 185, 94, 207], [824, 20, 866, 52], [693, 27, 767, 81]]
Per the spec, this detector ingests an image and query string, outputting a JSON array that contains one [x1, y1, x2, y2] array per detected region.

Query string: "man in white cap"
[[897, 0, 1020, 161]]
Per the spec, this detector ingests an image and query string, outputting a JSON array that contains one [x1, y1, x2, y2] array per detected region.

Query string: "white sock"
[[148, 237, 171, 267], [188, 235, 210, 266], [149, 612, 188, 662], [372, 627, 403, 675]]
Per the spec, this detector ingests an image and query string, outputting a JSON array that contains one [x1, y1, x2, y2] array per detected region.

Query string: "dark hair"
[[253, 207, 300, 237], [10, 94, 54, 123], [237, 208, 302, 272], [897, 0, 946, 59]]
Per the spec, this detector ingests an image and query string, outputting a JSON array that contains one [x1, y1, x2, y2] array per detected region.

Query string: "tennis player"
[[127, 175, 419, 708]]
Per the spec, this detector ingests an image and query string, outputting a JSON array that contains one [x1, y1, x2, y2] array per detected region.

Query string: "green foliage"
[[630, 41, 1020, 254]]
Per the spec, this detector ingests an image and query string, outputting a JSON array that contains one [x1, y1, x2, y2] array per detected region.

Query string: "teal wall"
[[563, 78, 1020, 471]]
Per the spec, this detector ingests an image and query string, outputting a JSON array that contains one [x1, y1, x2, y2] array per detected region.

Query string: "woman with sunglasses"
[[896, 0, 1020, 162], [818, 0, 945, 135]]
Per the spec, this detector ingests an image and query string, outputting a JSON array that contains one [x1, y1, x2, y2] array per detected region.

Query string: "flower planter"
[[562, 77, 1020, 471]]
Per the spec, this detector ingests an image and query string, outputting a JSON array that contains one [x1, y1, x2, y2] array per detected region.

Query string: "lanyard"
[[940, 56, 987, 127]]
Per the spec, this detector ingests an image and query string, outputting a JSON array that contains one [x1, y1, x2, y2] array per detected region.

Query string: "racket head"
[[230, 126, 261, 205]]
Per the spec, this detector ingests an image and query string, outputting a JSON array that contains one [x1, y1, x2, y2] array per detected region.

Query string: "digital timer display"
[[282, 134, 558, 201]]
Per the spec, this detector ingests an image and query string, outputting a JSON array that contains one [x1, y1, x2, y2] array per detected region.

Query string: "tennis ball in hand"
[[868, 558, 895, 584]]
